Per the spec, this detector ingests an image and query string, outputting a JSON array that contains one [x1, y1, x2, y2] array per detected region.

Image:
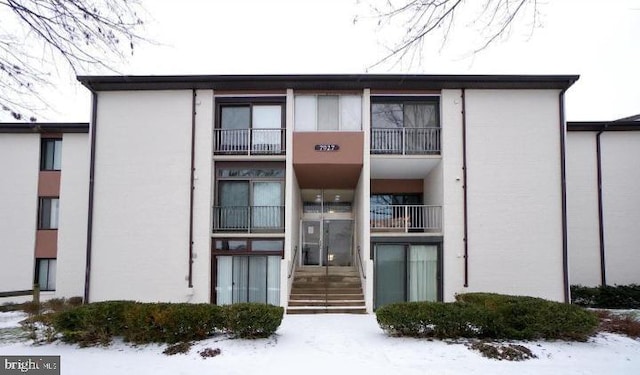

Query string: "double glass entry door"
[[301, 220, 353, 266]]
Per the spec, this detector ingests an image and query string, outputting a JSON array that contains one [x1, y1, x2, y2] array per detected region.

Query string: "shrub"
[[224, 303, 284, 339], [376, 301, 488, 338], [47, 301, 281, 346], [376, 294, 598, 341], [571, 284, 640, 309], [456, 293, 598, 341], [163, 342, 193, 356]]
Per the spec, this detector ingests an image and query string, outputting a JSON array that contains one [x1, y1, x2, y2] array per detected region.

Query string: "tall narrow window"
[[38, 198, 59, 229], [40, 139, 62, 170], [35, 259, 56, 291]]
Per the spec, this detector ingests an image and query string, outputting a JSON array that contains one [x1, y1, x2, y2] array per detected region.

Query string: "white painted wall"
[[361, 89, 373, 312], [56, 133, 89, 298], [284, 88, 296, 305], [600, 131, 640, 285], [90, 90, 194, 302], [191, 89, 214, 302], [424, 161, 443, 205], [566, 132, 601, 286], [0, 134, 39, 294], [440, 89, 466, 302], [464, 89, 564, 301]]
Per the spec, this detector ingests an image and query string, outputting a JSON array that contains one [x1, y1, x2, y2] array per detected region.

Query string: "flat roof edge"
[[0, 122, 90, 134], [77, 74, 579, 92], [567, 121, 640, 132]]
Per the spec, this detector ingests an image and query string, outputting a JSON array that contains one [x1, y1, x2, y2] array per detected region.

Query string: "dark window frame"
[[40, 138, 62, 171], [371, 96, 441, 129], [212, 237, 285, 257], [214, 97, 286, 155], [34, 258, 56, 291], [38, 197, 59, 230], [372, 241, 443, 309]]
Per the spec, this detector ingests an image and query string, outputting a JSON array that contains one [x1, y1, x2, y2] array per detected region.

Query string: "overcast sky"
[[30, 0, 640, 122]]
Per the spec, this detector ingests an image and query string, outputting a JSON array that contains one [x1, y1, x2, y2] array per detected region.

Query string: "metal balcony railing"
[[213, 206, 285, 232], [370, 205, 442, 233], [214, 128, 285, 155], [371, 127, 440, 155]]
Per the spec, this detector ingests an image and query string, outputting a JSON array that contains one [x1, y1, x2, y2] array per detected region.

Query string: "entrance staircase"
[[287, 266, 366, 314]]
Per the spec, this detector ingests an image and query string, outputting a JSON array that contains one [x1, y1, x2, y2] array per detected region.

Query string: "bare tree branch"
[[0, 0, 147, 121], [365, 0, 540, 70]]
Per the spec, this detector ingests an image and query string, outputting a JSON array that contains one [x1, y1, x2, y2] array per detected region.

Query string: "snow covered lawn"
[[1, 312, 639, 375]]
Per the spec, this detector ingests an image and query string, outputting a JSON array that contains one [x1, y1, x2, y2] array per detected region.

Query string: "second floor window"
[[40, 139, 62, 170], [216, 99, 285, 154], [214, 164, 285, 232]]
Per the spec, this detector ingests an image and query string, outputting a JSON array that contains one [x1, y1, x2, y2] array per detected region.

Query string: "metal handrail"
[[370, 127, 441, 154], [356, 245, 366, 279], [288, 245, 299, 279]]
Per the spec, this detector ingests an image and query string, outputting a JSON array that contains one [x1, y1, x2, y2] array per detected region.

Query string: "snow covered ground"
[[1, 311, 639, 375]]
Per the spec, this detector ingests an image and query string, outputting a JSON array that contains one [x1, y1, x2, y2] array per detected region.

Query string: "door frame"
[[299, 217, 354, 267]]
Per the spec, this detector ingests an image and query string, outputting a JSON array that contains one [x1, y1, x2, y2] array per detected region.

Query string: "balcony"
[[371, 127, 440, 155], [214, 128, 285, 155], [370, 205, 442, 233], [213, 206, 285, 232]]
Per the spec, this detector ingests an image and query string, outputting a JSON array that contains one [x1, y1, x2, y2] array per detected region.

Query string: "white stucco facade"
[[56, 133, 90, 298], [90, 90, 195, 302], [0, 134, 39, 293], [463, 89, 565, 301]]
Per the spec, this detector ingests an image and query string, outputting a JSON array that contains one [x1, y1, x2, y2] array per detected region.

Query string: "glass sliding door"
[[220, 106, 250, 152], [252, 181, 282, 230], [218, 181, 249, 230], [374, 243, 439, 309], [408, 245, 438, 302], [252, 105, 282, 153], [216, 255, 280, 305], [374, 244, 406, 308]]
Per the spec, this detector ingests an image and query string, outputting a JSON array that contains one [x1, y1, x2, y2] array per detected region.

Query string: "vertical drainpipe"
[[595, 126, 607, 286], [558, 89, 570, 303], [461, 89, 469, 288], [188, 89, 196, 288], [84, 91, 98, 303]]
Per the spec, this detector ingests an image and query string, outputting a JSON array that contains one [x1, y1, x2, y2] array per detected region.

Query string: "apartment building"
[[1, 74, 590, 312]]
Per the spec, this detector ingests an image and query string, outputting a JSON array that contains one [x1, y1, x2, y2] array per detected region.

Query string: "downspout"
[[188, 89, 196, 288], [461, 89, 469, 288], [84, 91, 98, 303], [558, 89, 570, 303], [595, 126, 607, 286]]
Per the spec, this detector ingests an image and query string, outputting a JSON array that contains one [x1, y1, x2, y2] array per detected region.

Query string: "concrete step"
[[289, 293, 364, 302], [294, 275, 362, 282], [291, 286, 362, 294], [291, 282, 362, 288], [286, 306, 367, 314], [288, 300, 365, 307]]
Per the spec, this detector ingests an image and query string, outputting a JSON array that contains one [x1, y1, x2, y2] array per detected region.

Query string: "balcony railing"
[[370, 205, 442, 233], [214, 128, 285, 155], [213, 206, 285, 232], [371, 127, 440, 155]]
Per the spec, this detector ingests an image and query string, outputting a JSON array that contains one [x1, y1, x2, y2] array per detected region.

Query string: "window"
[[35, 259, 56, 291], [294, 95, 362, 131], [371, 97, 440, 154], [374, 244, 439, 309], [215, 255, 280, 305], [215, 98, 285, 154], [213, 238, 283, 305], [40, 139, 62, 170], [38, 198, 59, 229], [214, 164, 285, 232]]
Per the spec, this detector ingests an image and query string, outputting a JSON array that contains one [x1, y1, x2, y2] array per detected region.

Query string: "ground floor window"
[[35, 258, 56, 291], [374, 243, 439, 309], [215, 255, 280, 306]]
